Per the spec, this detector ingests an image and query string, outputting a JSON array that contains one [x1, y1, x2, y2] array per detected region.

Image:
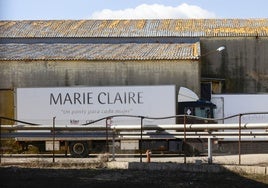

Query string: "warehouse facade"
[[1, 19, 268, 93], [0, 43, 200, 90], [0, 19, 268, 122]]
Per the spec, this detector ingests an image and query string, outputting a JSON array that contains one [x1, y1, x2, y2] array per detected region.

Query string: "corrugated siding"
[[0, 42, 200, 61], [0, 19, 267, 38]]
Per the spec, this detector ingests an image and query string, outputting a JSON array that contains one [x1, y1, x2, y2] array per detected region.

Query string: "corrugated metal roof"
[[0, 42, 200, 61], [0, 19, 267, 38]]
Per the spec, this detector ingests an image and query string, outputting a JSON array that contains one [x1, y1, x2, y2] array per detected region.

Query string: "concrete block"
[[224, 165, 267, 175], [107, 161, 267, 175], [107, 161, 129, 169]]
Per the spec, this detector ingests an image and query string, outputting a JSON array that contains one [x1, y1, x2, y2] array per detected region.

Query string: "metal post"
[[64, 141, 68, 157], [0, 118, 2, 164], [52, 117, 56, 163], [208, 137, 212, 164], [238, 114, 242, 165], [105, 118, 109, 153], [111, 128, 116, 161], [183, 114, 186, 164], [140, 116, 144, 163]]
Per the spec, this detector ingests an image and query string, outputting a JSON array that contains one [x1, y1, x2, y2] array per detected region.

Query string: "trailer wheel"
[[69, 142, 89, 158]]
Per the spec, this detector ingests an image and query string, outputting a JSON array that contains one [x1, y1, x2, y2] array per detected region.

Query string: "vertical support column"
[[140, 116, 144, 163], [238, 114, 242, 165], [208, 137, 212, 164]]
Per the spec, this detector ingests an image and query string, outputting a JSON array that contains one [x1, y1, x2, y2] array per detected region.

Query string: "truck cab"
[[178, 100, 216, 123], [177, 87, 216, 123]]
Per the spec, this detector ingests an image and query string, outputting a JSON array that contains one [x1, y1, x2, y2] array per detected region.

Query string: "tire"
[[69, 142, 89, 158]]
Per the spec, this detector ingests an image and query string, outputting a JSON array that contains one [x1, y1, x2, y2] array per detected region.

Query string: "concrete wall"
[[201, 37, 268, 93], [0, 59, 200, 94]]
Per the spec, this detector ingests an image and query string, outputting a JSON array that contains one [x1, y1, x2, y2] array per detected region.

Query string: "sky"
[[0, 0, 267, 20]]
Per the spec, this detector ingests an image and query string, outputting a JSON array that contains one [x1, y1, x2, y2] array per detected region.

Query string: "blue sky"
[[0, 0, 267, 20]]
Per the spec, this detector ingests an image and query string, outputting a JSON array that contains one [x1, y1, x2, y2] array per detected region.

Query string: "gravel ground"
[[0, 166, 267, 188], [0, 154, 268, 188], [1, 154, 268, 165]]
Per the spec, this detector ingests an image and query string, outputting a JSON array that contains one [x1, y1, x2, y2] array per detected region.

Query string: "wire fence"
[[0, 112, 268, 165]]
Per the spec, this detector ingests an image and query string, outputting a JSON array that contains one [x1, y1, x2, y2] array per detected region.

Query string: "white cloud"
[[90, 3, 216, 19]]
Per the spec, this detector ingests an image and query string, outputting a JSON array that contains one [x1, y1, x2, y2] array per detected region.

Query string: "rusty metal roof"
[[0, 19, 267, 38], [0, 42, 200, 61]]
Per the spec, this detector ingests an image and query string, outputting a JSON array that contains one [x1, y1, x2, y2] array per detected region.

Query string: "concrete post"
[[208, 137, 212, 164]]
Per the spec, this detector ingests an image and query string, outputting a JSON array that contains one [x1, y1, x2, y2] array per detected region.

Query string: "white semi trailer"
[[211, 94, 268, 124], [13, 85, 216, 157], [15, 85, 178, 157]]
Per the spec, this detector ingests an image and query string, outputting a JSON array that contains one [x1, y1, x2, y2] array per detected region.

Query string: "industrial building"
[[0, 19, 268, 123]]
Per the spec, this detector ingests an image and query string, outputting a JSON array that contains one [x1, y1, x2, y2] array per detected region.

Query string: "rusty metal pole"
[[64, 141, 68, 157], [52, 117, 56, 163], [140, 117, 144, 163], [105, 118, 109, 153], [111, 128, 116, 161], [183, 114, 186, 164], [146, 149, 151, 163], [0, 118, 2, 164], [238, 114, 242, 165]]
